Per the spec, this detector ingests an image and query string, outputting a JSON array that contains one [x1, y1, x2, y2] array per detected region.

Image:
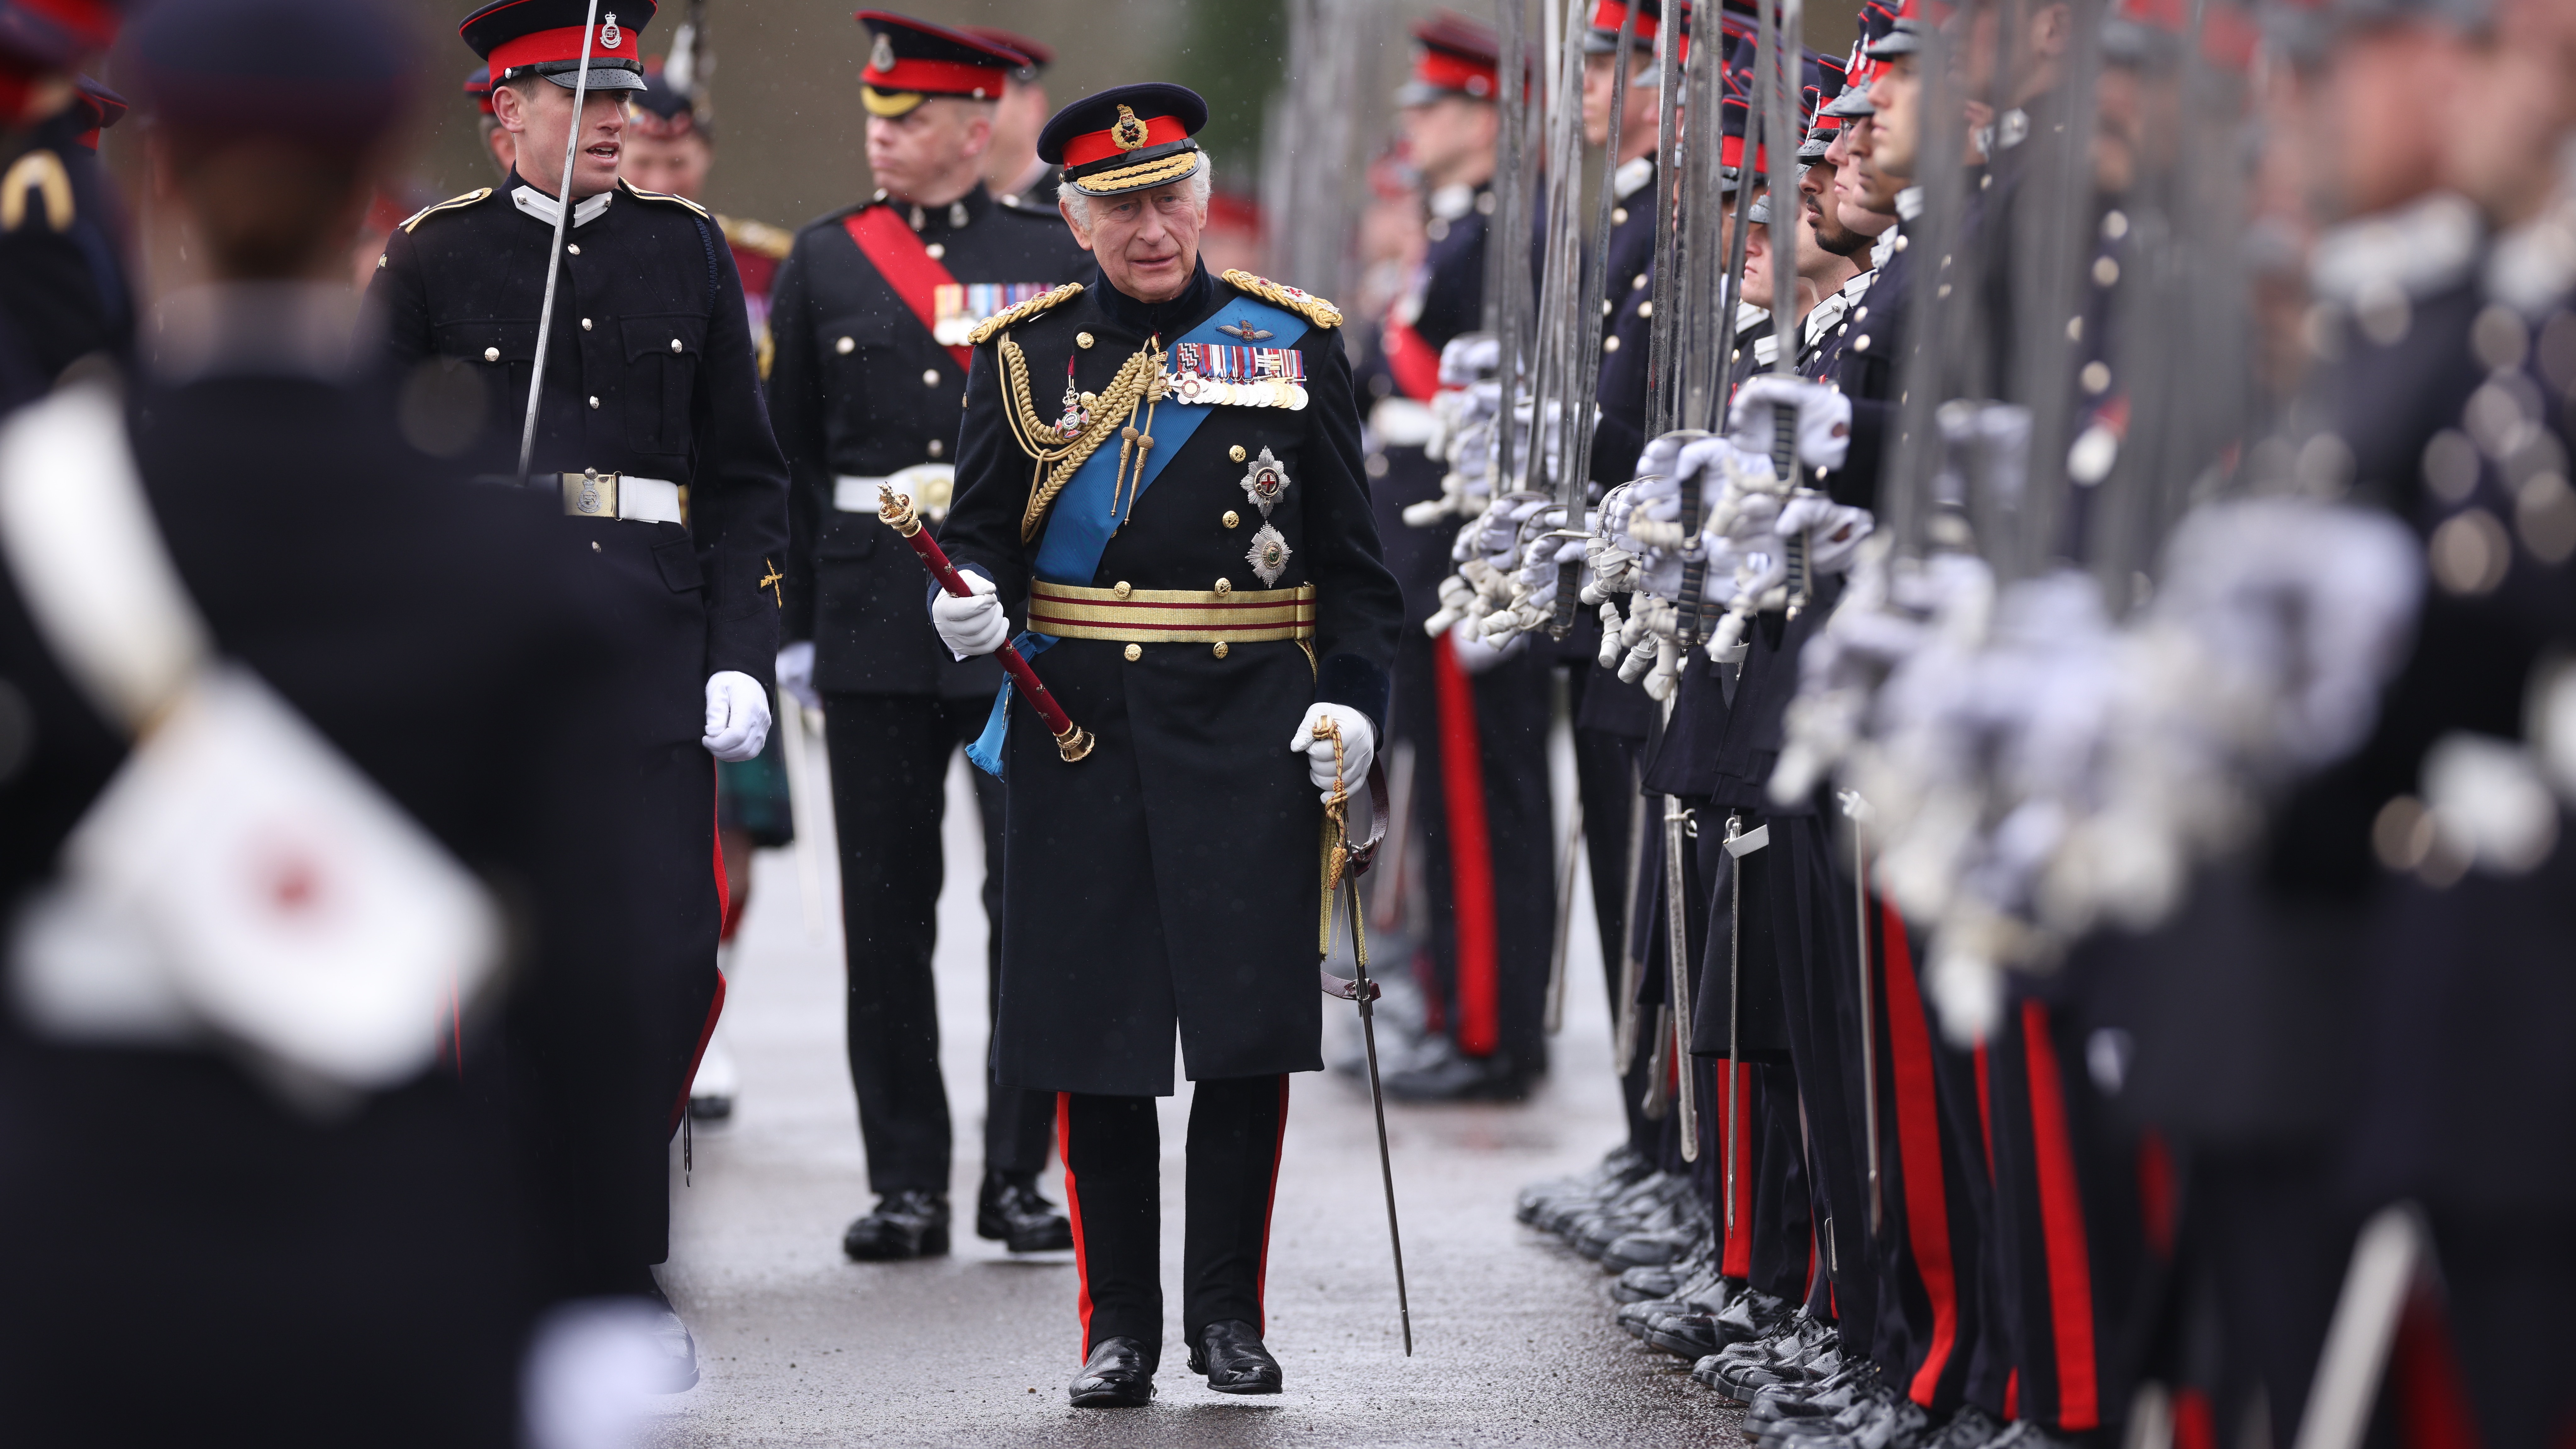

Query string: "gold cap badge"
[[1111, 104, 1148, 152]]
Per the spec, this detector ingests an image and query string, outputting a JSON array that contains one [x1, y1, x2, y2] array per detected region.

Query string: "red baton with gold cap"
[[877, 487, 1094, 763]]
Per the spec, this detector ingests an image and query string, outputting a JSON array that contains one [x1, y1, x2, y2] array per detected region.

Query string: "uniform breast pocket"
[[622, 313, 708, 456], [433, 318, 539, 411], [820, 313, 901, 412]]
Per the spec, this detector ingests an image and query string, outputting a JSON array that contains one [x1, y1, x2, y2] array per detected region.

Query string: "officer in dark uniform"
[[0, 0, 672, 1435], [1362, 15, 1559, 1102], [363, 0, 790, 1363], [767, 11, 1086, 1262], [965, 24, 1059, 207], [0, 0, 129, 417], [934, 83, 1402, 1407]]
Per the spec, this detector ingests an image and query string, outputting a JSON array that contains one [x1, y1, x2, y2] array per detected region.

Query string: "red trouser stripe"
[[2393, 1291, 2479, 1449], [1057, 1093, 1095, 1358], [1430, 632, 1501, 1056], [1879, 900, 1960, 1407], [2021, 999, 2101, 1430], [1721, 1061, 1754, 1278], [1256, 1076, 1291, 1335]]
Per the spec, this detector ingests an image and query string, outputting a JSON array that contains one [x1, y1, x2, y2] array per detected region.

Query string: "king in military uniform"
[[362, 0, 791, 1380], [768, 10, 1088, 1264], [932, 83, 1403, 1407]]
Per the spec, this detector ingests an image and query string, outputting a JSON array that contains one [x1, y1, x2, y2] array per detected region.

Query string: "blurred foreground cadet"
[[365, 0, 793, 1385], [769, 10, 1085, 1266], [0, 0, 130, 413], [0, 0, 675, 1440], [935, 82, 1402, 1406]]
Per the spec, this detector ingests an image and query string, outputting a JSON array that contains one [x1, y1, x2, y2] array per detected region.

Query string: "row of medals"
[[1051, 348, 1311, 441]]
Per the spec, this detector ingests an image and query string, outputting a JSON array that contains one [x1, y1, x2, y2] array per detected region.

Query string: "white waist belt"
[[560, 470, 684, 526], [837, 463, 955, 519]]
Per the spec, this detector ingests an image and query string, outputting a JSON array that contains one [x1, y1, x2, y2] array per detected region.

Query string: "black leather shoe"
[[976, 1174, 1073, 1252], [841, 1190, 950, 1261], [1519, 1146, 1651, 1225], [1069, 1337, 1156, 1407], [1384, 1052, 1532, 1102], [1186, 1319, 1284, 1395]]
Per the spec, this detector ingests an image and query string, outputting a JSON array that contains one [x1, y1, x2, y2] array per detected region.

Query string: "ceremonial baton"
[[1314, 717, 1412, 1357], [515, 0, 603, 488], [877, 489, 1094, 763]]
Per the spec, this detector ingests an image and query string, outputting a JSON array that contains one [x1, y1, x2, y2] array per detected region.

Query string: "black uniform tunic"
[[364, 173, 790, 1241], [771, 182, 1088, 697], [941, 261, 1402, 1096]]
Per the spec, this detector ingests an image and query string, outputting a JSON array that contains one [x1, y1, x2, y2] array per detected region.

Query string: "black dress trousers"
[[823, 692, 1055, 1193], [1058, 1076, 1291, 1357]]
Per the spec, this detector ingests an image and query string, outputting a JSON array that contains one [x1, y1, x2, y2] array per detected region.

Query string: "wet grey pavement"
[[645, 741, 1744, 1447]]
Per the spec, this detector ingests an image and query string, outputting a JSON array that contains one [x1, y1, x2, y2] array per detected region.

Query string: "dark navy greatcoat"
[[941, 261, 1403, 1096], [768, 182, 1089, 699]]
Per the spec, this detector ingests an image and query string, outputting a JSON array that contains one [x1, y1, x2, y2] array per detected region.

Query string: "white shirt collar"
[[1613, 156, 1656, 201], [2311, 191, 2481, 307], [1894, 186, 1924, 222], [1428, 183, 1479, 222], [512, 184, 615, 230]]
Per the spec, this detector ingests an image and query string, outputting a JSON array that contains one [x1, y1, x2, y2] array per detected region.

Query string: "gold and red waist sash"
[[1027, 580, 1317, 644]]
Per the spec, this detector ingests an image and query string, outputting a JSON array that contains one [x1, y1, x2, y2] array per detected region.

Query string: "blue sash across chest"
[[968, 293, 1309, 777]]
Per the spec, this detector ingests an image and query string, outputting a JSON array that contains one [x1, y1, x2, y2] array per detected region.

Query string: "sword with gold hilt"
[[1313, 715, 1412, 1357]]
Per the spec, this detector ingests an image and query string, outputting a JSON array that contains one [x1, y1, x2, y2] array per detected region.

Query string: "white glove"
[[1289, 702, 1376, 803], [775, 640, 820, 713], [1775, 494, 1877, 576], [1452, 626, 1528, 674], [930, 570, 1008, 658], [1729, 375, 1853, 472], [703, 670, 773, 761]]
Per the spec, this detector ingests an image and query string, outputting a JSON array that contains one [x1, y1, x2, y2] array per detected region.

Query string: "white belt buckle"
[[560, 471, 683, 526]]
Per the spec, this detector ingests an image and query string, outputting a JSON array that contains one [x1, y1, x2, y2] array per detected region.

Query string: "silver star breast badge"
[[1246, 523, 1292, 587], [1238, 446, 1290, 518]]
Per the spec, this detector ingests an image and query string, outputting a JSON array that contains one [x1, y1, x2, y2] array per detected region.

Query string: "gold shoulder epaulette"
[[1221, 269, 1342, 330], [399, 186, 492, 233], [0, 149, 72, 233], [967, 282, 1085, 347], [621, 179, 711, 219], [718, 214, 794, 260]]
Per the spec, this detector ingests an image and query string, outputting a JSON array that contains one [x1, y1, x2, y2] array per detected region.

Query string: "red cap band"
[[1720, 132, 1768, 173], [864, 54, 1006, 98], [1590, 1, 1661, 43], [15, 0, 118, 49], [490, 21, 638, 77], [1061, 112, 1191, 168], [1411, 47, 1497, 98]]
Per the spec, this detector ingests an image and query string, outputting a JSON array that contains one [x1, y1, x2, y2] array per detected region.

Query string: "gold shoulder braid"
[[1221, 269, 1343, 330], [997, 330, 1168, 540], [400, 187, 492, 233], [968, 281, 1085, 347]]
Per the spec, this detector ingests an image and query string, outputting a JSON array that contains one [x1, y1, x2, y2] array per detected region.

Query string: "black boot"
[[1186, 1319, 1284, 1395], [1069, 1336, 1156, 1407], [976, 1173, 1073, 1252], [840, 1189, 950, 1261]]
